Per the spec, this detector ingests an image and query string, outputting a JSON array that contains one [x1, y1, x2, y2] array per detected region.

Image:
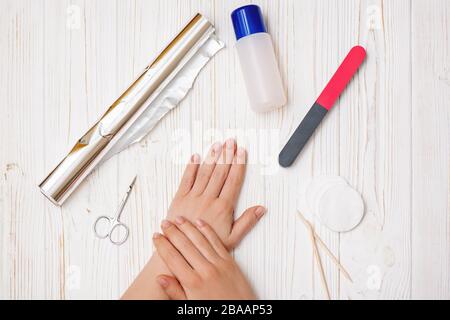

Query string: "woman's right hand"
[[153, 216, 257, 300]]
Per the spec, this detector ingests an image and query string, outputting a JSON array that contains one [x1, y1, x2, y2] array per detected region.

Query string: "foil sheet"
[[39, 14, 224, 206]]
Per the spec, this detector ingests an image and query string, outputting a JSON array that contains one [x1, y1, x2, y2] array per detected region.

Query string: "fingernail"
[[175, 216, 185, 225], [191, 153, 200, 164], [225, 138, 235, 149], [196, 219, 205, 227], [153, 232, 161, 239], [161, 219, 171, 229], [236, 147, 246, 164], [212, 142, 222, 154], [157, 277, 168, 288], [255, 207, 266, 218]]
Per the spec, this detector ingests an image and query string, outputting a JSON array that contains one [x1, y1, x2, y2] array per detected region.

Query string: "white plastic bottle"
[[231, 5, 287, 112]]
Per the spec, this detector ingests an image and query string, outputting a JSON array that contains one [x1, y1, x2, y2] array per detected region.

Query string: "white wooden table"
[[1, 0, 449, 300]]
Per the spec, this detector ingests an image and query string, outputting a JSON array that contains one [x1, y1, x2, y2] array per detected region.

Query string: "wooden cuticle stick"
[[297, 211, 354, 299], [298, 211, 330, 300]]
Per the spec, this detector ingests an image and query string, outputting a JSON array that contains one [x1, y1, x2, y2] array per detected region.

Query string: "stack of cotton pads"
[[302, 176, 365, 232]]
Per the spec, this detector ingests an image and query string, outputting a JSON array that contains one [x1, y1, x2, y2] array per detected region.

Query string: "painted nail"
[[255, 206, 266, 218], [161, 219, 171, 229], [175, 216, 186, 225], [196, 219, 205, 228], [153, 232, 161, 239], [157, 277, 168, 288]]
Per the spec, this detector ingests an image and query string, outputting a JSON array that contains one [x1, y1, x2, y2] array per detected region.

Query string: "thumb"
[[157, 275, 187, 300], [226, 206, 266, 250]]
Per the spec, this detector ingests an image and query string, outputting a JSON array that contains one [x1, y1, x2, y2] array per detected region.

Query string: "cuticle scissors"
[[93, 175, 137, 245]]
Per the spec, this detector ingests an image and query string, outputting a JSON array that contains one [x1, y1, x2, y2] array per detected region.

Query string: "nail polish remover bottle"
[[231, 5, 287, 112]]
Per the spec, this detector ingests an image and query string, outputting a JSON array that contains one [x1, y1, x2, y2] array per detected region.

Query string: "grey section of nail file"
[[278, 103, 328, 168]]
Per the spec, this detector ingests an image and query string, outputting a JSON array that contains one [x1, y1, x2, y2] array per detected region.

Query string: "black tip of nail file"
[[278, 103, 328, 167]]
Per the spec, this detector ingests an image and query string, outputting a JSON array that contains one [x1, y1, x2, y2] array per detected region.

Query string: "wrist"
[[121, 253, 172, 300]]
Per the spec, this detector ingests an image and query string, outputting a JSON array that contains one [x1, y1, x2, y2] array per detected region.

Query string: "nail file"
[[278, 46, 366, 168]]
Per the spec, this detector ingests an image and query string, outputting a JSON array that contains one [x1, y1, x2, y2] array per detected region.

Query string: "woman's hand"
[[154, 217, 257, 300], [168, 139, 264, 250], [122, 139, 264, 300]]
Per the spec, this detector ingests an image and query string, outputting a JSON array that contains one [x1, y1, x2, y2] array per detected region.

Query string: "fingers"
[[160, 220, 211, 273], [175, 154, 200, 197], [219, 147, 247, 205], [226, 206, 266, 250], [195, 219, 229, 258], [175, 216, 220, 263], [191, 142, 222, 195], [152, 232, 194, 284], [157, 275, 187, 300], [204, 138, 236, 197]]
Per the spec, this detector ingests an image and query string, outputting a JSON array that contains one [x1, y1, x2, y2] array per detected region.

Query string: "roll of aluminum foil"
[[39, 14, 224, 206]]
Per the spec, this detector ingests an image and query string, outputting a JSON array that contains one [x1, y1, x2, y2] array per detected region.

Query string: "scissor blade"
[[115, 175, 137, 220], [128, 175, 137, 190]]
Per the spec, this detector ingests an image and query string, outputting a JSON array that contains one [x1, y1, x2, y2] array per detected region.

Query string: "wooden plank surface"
[[411, 0, 450, 300], [0, 0, 448, 299]]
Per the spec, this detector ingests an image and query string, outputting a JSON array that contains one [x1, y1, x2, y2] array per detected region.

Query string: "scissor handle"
[[94, 215, 113, 239], [94, 215, 129, 245], [109, 222, 129, 246]]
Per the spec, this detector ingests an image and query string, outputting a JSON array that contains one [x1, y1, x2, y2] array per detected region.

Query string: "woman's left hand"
[[153, 217, 257, 300]]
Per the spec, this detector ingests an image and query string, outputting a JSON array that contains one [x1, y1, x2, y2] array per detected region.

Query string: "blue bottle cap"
[[231, 5, 267, 40]]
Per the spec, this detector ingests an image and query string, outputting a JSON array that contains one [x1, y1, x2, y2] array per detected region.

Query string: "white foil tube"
[[39, 14, 224, 206]]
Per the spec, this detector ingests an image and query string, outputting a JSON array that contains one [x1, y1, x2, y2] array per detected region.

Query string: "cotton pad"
[[303, 176, 365, 232], [305, 176, 346, 212], [318, 183, 364, 232], [313, 177, 347, 216]]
